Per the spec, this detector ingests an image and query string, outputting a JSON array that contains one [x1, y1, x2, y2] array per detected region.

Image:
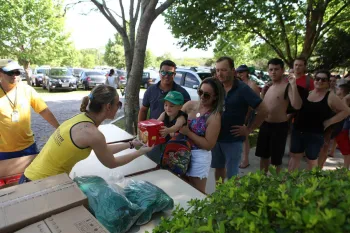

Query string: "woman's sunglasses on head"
[[198, 89, 211, 99]]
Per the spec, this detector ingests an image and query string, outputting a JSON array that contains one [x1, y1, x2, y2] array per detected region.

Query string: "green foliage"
[[79, 48, 104, 68], [0, 0, 73, 67], [165, 0, 350, 66], [310, 28, 350, 71], [144, 49, 157, 68], [152, 168, 350, 233], [104, 33, 125, 68]]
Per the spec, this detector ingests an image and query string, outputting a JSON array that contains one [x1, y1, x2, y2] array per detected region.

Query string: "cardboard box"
[[0, 173, 88, 233], [16, 206, 109, 233], [138, 119, 166, 146], [0, 154, 36, 178]]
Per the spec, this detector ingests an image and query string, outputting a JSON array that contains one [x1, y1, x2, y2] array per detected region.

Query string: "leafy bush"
[[152, 168, 350, 233]]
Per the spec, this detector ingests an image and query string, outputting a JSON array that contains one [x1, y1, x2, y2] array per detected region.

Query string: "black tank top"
[[294, 91, 333, 134], [163, 110, 188, 141]]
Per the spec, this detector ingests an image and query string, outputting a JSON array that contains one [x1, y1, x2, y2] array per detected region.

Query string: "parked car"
[[142, 69, 159, 88], [146, 68, 212, 100], [43, 67, 77, 92], [72, 68, 85, 78], [31, 67, 50, 87], [250, 74, 266, 91], [78, 70, 106, 90], [174, 68, 213, 101], [116, 69, 127, 88]]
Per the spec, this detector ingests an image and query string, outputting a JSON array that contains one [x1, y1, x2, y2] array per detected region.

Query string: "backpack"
[[160, 134, 192, 175], [285, 74, 311, 114]]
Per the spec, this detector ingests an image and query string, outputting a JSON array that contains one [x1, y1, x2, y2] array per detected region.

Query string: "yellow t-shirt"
[[0, 83, 48, 152], [25, 113, 95, 181]]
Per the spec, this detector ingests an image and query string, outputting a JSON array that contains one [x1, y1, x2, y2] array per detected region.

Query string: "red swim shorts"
[[335, 130, 350, 155]]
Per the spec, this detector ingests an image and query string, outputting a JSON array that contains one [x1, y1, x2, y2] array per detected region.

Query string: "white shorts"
[[186, 149, 212, 179]]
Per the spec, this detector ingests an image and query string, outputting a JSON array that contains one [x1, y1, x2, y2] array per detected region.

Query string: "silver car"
[[78, 70, 106, 90]]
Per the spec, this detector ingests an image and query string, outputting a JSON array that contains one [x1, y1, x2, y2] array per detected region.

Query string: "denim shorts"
[[0, 143, 39, 160], [211, 141, 243, 179], [290, 129, 324, 160]]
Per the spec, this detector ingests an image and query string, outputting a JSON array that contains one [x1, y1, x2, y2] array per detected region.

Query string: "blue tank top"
[[188, 112, 211, 149]]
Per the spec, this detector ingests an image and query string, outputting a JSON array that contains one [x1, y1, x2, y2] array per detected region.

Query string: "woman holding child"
[[179, 77, 225, 193]]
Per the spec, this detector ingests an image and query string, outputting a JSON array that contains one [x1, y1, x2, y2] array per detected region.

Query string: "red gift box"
[[138, 119, 166, 147]]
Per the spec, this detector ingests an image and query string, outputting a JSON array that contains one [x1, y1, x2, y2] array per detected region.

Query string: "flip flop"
[[239, 164, 250, 169]]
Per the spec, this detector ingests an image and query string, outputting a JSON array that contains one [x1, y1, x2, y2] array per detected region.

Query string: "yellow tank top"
[[25, 113, 95, 180]]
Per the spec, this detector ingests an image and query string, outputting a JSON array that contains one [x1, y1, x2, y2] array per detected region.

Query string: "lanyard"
[[0, 84, 17, 110]]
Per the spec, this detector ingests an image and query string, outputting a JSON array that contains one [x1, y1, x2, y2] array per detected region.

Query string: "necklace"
[[0, 84, 17, 109]]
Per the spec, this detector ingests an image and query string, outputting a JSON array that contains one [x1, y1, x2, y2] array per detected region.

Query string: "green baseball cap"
[[162, 91, 184, 105]]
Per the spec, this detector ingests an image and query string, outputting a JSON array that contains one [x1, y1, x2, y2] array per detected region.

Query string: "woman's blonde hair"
[[199, 77, 225, 115], [80, 85, 118, 113]]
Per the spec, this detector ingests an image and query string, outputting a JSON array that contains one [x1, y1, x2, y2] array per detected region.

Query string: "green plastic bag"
[[74, 176, 143, 233], [124, 180, 174, 225]]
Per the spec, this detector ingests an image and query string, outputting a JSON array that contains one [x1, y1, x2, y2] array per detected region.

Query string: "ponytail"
[[80, 96, 89, 112]]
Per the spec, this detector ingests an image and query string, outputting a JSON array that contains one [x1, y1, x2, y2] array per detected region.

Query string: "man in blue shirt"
[[138, 60, 190, 163], [211, 56, 268, 181], [138, 60, 190, 121]]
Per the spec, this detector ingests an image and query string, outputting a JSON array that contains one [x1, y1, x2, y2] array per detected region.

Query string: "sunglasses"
[[118, 101, 123, 109], [4, 70, 21, 76], [315, 76, 328, 82], [160, 71, 175, 77], [198, 89, 212, 100]]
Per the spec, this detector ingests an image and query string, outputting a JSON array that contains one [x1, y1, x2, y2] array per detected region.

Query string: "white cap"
[[0, 59, 21, 72]]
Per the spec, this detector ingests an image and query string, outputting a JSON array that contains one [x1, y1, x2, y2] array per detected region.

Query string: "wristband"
[[129, 141, 134, 149]]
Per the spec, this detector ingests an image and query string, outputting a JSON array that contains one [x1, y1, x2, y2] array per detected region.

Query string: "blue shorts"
[[0, 143, 39, 160], [211, 141, 243, 179], [290, 129, 324, 160]]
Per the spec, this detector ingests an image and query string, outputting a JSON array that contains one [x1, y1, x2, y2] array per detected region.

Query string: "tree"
[[164, 0, 350, 68], [0, 0, 73, 84], [144, 49, 156, 68], [214, 32, 276, 70], [68, 0, 175, 134], [79, 48, 104, 68], [104, 34, 125, 68], [309, 28, 350, 71], [204, 58, 215, 67]]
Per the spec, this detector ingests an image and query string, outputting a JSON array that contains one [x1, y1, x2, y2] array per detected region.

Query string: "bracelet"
[[129, 141, 134, 149]]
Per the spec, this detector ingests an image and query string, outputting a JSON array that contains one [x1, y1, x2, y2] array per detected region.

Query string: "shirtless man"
[[236, 65, 260, 169], [255, 58, 302, 173]]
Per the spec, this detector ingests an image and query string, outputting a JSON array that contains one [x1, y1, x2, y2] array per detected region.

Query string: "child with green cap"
[[157, 91, 188, 142]]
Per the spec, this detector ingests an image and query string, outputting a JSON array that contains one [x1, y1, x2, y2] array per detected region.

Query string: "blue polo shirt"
[[218, 79, 262, 142], [142, 81, 191, 119]]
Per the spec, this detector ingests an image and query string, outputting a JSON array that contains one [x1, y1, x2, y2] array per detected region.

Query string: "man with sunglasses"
[[138, 60, 190, 163], [0, 59, 59, 161], [212, 56, 268, 181]]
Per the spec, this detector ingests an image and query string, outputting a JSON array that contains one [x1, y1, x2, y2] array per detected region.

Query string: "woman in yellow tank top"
[[22, 85, 152, 182]]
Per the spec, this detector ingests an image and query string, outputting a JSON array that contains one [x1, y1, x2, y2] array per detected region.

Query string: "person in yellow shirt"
[[0, 59, 59, 160], [22, 84, 152, 182]]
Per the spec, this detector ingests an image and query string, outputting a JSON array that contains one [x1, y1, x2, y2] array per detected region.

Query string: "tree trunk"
[[124, 15, 155, 134]]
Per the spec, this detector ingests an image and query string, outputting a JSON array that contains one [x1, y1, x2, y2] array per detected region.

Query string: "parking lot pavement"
[[31, 89, 146, 149]]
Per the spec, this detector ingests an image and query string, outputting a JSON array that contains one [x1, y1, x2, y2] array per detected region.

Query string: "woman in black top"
[[288, 70, 349, 171]]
